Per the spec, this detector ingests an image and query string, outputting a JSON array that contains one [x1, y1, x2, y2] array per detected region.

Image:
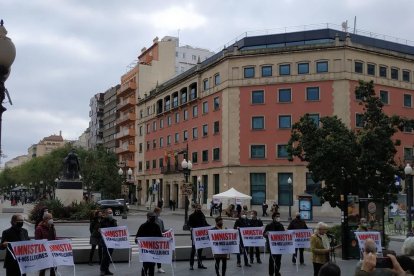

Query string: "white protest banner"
[[235, 198, 243, 205], [100, 226, 131, 249], [291, 229, 313, 249], [355, 231, 382, 254], [10, 239, 54, 274], [162, 229, 175, 250], [137, 237, 172, 264], [268, 231, 295, 255], [208, 229, 240, 254], [240, 227, 266, 247], [47, 239, 74, 267], [192, 226, 212, 249]]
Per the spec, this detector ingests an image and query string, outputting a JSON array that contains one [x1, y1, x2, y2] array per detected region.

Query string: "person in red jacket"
[[35, 212, 57, 276]]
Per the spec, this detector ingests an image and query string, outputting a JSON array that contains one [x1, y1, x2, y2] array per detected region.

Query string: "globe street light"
[[118, 166, 132, 219], [0, 20, 16, 158], [287, 176, 293, 221], [405, 163, 413, 236], [182, 158, 192, 230]]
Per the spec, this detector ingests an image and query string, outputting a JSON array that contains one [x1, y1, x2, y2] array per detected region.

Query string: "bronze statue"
[[63, 149, 80, 179]]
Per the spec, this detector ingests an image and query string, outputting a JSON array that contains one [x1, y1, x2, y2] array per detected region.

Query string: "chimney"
[[59, 130, 62, 136], [141, 47, 147, 53], [153, 36, 159, 43]]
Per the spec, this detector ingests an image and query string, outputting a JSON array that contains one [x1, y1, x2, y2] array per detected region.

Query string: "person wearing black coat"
[[188, 204, 210, 270], [99, 208, 117, 276], [136, 212, 163, 276], [234, 212, 251, 267], [249, 210, 263, 264], [287, 212, 308, 265], [264, 212, 285, 276], [88, 210, 103, 265], [0, 214, 30, 276]]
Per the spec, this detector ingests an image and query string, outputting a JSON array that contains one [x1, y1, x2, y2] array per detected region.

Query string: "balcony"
[[118, 81, 137, 97], [117, 113, 136, 126], [161, 163, 183, 174], [115, 144, 136, 154], [116, 128, 135, 140], [126, 160, 135, 168], [118, 97, 135, 112]]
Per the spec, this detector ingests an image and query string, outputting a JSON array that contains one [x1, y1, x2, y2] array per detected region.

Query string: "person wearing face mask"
[[1, 214, 30, 276], [234, 211, 252, 267], [188, 204, 210, 270], [288, 212, 308, 265], [89, 210, 103, 265], [310, 222, 330, 276], [212, 216, 228, 276], [264, 212, 285, 276], [249, 210, 263, 264], [153, 207, 166, 273], [136, 212, 163, 276], [35, 212, 57, 276], [35, 207, 49, 228], [99, 208, 117, 276]]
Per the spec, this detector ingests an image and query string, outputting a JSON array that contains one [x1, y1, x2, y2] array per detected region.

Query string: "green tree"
[[287, 80, 411, 208]]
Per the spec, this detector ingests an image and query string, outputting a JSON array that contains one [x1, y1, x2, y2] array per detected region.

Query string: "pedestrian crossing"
[[68, 237, 140, 255]]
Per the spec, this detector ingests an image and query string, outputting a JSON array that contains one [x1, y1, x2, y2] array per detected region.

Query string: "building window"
[[404, 123, 413, 133], [202, 150, 208, 162], [244, 67, 255, 78], [203, 79, 209, 91], [183, 109, 188, 120], [278, 173, 293, 206], [167, 135, 171, 145], [159, 119, 164, 129], [356, 113, 364, 127], [202, 101, 208, 114], [316, 61, 328, 73], [279, 115, 292, 129], [202, 124, 208, 137], [146, 124, 150, 134], [279, 64, 290, 76], [403, 70, 411, 82], [175, 112, 180, 123], [251, 145, 265, 159], [252, 90, 264, 104], [146, 161, 150, 170], [183, 130, 188, 141], [380, 90, 389, 104], [306, 87, 320, 101], [192, 105, 198, 117], [252, 116, 264, 130], [138, 162, 143, 172], [391, 68, 399, 80], [213, 148, 220, 161], [367, 64, 376, 76], [152, 121, 157, 131], [214, 74, 221, 85], [175, 132, 179, 143], [250, 173, 266, 205], [152, 139, 156, 149], [306, 173, 322, 206], [379, 66, 387, 78], [139, 143, 143, 153], [192, 127, 198, 139], [278, 88, 292, 103], [152, 160, 156, 169], [214, 97, 220, 110], [214, 174, 220, 194], [261, 66, 272, 77], [404, 94, 412, 107], [192, 152, 198, 163], [146, 141, 150, 151], [214, 121, 220, 134], [167, 116, 172, 126], [404, 147, 413, 160], [298, 63, 309, 74], [355, 61, 363, 73], [277, 144, 289, 158], [159, 158, 163, 168], [139, 126, 143, 136], [308, 114, 320, 127], [159, 137, 164, 147]]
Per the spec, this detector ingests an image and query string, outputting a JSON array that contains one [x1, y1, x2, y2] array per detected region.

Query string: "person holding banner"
[[35, 212, 57, 276], [1, 214, 30, 276], [249, 210, 263, 264], [188, 204, 210, 270], [264, 212, 285, 276], [234, 211, 252, 267], [89, 210, 103, 265], [211, 216, 228, 276], [288, 212, 308, 265], [154, 207, 166, 273], [310, 222, 330, 276], [99, 208, 117, 276]]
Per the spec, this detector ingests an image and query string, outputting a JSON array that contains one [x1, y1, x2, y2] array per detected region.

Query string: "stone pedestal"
[[55, 180, 83, 205]]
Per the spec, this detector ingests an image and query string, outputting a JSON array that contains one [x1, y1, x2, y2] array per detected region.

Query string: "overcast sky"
[[1, 0, 414, 165]]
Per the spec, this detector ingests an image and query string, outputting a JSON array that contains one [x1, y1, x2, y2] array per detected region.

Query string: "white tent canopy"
[[213, 188, 252, 199]]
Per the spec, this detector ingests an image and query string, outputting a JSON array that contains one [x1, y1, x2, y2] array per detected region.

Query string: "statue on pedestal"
[[62, 149, 80, 180]]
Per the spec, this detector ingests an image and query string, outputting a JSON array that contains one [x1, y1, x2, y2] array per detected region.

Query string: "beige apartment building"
[[28, 132, 65, 159]]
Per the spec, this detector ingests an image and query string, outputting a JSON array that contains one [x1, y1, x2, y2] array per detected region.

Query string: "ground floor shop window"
[[250, 173, 266, 205]]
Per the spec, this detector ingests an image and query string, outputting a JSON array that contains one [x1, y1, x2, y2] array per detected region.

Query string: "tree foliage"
[[287, 80, 411, 208]]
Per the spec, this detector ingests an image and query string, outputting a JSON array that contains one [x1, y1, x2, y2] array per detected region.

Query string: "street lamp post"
[[118, 167, 132, 219], [0, 20, 16, 158], [197, 176, 202, 204], [181, 158, 192, 230], [287, 177, 293, 221], [405, 163, 413, 237]]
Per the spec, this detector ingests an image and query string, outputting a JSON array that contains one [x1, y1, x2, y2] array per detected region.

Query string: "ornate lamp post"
[[287, 176, 293, 221], [405, 163, 413, 236], [118, 167, 132, 219], [0, 20, 16, 158], [181, 158, 192, 230], [197, 176, 202, 204]]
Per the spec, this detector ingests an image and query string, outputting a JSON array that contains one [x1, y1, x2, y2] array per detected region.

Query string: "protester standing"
[[35, 212, 57, 276], [212, 216, 228, 276], [89, 210, 103, 265], [136, 212, 163, 276], [288, 212, 308, 265], [188, 204, 209, 270], [249, 210, 263, 264], [310, 222, 330, 276], [234, 211, 251, 267], [262, 201, 269, 217], [1, 214, 30, 276], [99, 208, 117, 276], [154, 207, 166, 273], [264, 212, 285, 276]]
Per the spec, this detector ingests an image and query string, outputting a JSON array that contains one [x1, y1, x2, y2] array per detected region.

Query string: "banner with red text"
[[208, 229, 240, 254], [355, 231, 382, 253], [100, 226, 131, 249], [192, 226, 213, 249], [137, 237, 173, 264], [47, 239, 74, 267], [240, 227, 266, 247], [291, 229, 313, 249], [10, 239, 54, 274], [162, 228, 175, 250], [268, 231, 295, 254]]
